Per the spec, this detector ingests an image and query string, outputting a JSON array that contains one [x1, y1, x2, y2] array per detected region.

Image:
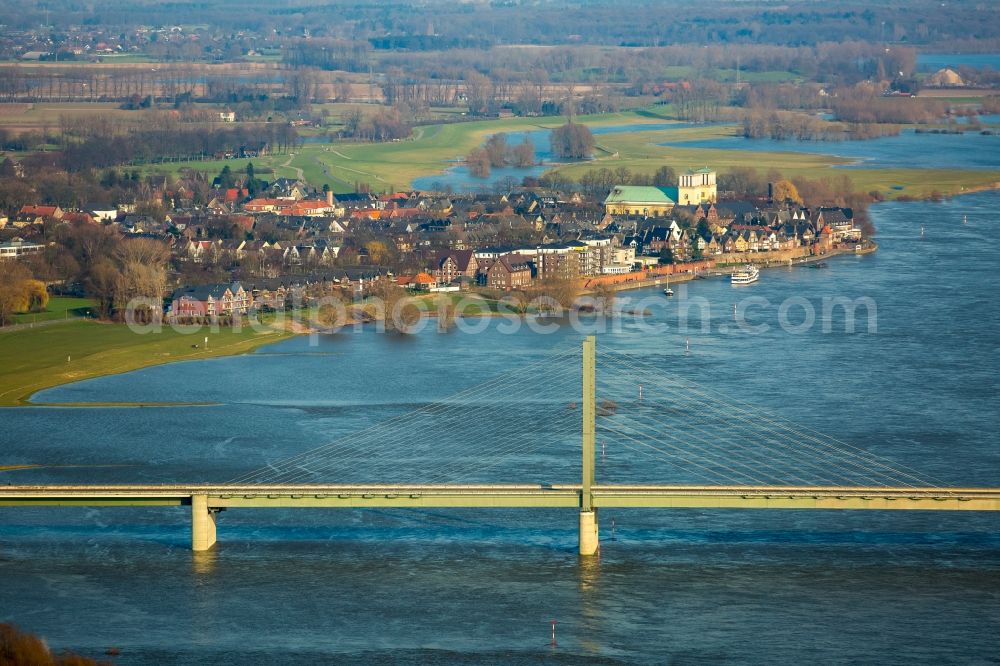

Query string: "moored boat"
[[731, 265, 759, 285]]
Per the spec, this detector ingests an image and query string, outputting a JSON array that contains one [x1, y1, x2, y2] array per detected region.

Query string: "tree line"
[[8, 1, 997, 55], [50, 120, 299, 173], [8, 222, 171, 323], [574, 166, 678, 197], [740, 110, 903, 141]]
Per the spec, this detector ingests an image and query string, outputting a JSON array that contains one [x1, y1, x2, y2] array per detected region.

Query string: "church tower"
[[678, 167, 717, 205]]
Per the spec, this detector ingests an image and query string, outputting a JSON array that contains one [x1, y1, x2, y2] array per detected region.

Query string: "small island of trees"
[[466, 133, 536, 178], [550, 121, 596, 159]]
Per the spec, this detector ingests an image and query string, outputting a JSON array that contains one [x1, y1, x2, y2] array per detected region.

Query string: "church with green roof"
[[603, 167, 716, 216]]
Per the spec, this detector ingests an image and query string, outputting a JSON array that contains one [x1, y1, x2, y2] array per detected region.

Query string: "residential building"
[[433, 249, 479, 284], [169, 282, 250, 318], [0, 239, 44, 259], [483, 255, 534, 290]]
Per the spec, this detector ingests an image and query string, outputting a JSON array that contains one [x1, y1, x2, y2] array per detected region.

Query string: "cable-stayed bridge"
[[2, 337, 998, 554]]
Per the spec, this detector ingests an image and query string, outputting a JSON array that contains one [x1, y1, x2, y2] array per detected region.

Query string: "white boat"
[[663, 286, 674, 296], [731, 265, 759, 285]]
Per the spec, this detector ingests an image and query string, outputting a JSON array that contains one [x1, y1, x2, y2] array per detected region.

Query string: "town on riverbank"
[[1, 166, 870, 328], [0, 163, 879, 404]]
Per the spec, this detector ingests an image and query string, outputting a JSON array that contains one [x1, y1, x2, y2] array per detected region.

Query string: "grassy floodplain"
[[0, 319, 293, 406], [9, 297, 96, 325], [139, 109, 669, 190], [135, 106, 1000, 200], [554, 122, 1000, 199]]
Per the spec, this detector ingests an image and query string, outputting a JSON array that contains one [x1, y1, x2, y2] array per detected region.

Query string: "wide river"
[[2, 192, 999, 664]]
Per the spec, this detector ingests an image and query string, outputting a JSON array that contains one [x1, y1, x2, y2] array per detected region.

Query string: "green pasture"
[[10, 297, 96, 325], [0, 319, 293, 406], [139, 108, 693, 191], [125, 105, 1000, 200]]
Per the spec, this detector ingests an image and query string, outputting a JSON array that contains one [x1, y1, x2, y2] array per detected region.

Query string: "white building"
[[0, 239, 45, 259]]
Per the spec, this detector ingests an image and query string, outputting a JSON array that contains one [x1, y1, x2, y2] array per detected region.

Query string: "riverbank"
[[1, 249, 874, 406], [0, 319, 295, 407], [583, 268, 702, 295]]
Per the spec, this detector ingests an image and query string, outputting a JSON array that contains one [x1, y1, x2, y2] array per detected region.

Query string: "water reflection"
[[576, 549, 604, 655], [192, 549, 218, 576]]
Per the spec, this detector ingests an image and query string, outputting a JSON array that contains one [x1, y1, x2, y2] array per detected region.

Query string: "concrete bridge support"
[[579, 336, 599, 556], [191, 494, 217, 551], [579, 510, 599, 555]]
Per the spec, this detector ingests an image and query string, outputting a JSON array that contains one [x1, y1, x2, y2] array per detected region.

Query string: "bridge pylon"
[[580, 335, 599, 556], [191, 494, 217, 551]]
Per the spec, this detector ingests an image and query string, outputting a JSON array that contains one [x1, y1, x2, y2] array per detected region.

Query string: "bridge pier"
[[191, 494, 217, 551], [579, 510, 599, 555], [579, 336, 599, 556]]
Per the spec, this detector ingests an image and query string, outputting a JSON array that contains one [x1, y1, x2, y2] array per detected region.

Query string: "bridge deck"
[[1, 485, 998, 511]]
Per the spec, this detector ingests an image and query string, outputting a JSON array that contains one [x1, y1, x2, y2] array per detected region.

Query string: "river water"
[[2, 192, 999, 663], [661, 128, 1000, 171], [415, 118, 1000, 193], [917, 53, 1000, 72]]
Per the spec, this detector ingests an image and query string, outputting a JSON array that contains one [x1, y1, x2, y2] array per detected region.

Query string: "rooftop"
[[604, 186, 676, 206]]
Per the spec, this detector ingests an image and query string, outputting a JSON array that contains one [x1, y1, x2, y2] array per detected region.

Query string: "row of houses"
[[0, 204, 118, 230], [620, 207, 859, 259], [168, 270, 392, 318], [181, 238, 342, 266]]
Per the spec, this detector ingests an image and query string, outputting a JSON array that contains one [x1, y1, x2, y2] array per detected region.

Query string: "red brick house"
[[433, 249, 479, 284], [483, 255, 534, 291]]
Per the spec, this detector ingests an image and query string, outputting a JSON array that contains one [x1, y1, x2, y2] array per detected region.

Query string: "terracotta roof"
[[19, 205, 59, 217]]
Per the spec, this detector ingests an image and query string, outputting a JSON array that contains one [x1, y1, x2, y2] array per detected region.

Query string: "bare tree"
[[592, 282, 617, 313], [370, 280, 421, 333]]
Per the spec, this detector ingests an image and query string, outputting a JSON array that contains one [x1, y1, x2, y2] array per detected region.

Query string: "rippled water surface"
[[661, 128, 1000, 171], [1, 193, 999, 664]]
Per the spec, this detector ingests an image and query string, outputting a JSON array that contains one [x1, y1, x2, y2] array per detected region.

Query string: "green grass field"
[[10, 297, 96, 325], [0, 319, 294, 406], [552, 123, 1000, 199], [133, 105, 1000, 200], [0, 102, 138, 134], [141, 108, 689, 191], [421, 292, 500, 316]]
